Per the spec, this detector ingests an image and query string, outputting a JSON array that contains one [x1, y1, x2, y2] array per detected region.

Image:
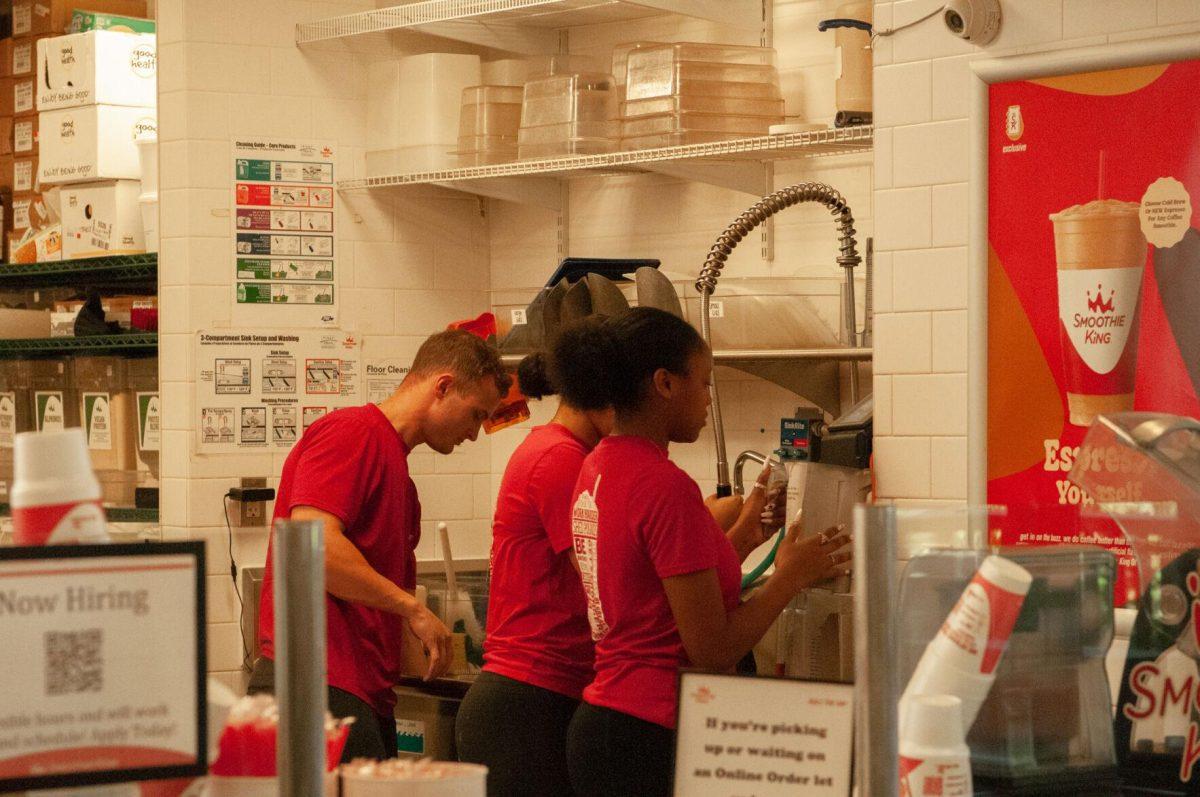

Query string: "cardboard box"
[[0, 38, 12, 78], [38, 31, 155, 110], [0, 155, 12, 191], [0, 307, 50, 337], [11, 186, 56, 232], [11, 155, 34, 192], [14, 1, 148, 37], [39, 106, 154, 183], [0, 117, 13, 156], [13, 114, 38, 154], [13, 75, 34, 116], [73, 357, 137, 472], [70, 11, 155, 34], [0, 78, 12, 117], [12, 34, 50, 77], [53, 293, 149, 329], [7, 224, 60, 262], [60, 179, 144, 258]]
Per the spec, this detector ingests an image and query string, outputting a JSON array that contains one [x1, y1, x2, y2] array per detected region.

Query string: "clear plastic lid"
[[521, 87, 617, 127], [620, 130, 748, 150], [518, 138, 618, 159], [518, 120, 618, 145], [458, 102, 522, 138], [621, 111, 777, 137], [612, 41, 662, 84], [523, 72, 618, 100]]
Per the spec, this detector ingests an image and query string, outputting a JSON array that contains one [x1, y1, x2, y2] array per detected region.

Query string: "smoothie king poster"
[[987, 61, 1200, 605]]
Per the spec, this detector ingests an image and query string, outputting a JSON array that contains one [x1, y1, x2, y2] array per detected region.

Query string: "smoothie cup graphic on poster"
[[1050, 199, 1147, 426]]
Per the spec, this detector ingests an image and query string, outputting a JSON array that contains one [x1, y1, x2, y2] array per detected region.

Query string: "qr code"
[[45, 629, 103, 695]]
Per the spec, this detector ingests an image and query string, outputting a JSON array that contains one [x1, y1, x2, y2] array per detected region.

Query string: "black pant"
[[247, 657, 398, 762], [566, 701, 676, 797], [456, 671, 579, 797]]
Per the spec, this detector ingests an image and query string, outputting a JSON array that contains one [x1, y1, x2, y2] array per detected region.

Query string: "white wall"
[[157, 0, 875, 688], [157, 0, 495, 691], [870, 0, 1200, 505]]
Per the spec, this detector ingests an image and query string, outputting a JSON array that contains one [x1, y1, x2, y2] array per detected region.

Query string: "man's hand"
[[406, 604, 454, 681]]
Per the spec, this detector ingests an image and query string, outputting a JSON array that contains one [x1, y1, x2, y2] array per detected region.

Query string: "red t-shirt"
[[484, 424, 595, 699], [258, 404, 420, 716], [571, 435, 742, 729]]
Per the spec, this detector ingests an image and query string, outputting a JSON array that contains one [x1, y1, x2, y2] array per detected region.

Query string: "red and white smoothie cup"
[[1050, 199, 1148, 426]]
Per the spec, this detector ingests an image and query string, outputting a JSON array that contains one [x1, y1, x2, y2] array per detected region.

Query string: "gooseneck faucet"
[[695, 183, 862, 497]]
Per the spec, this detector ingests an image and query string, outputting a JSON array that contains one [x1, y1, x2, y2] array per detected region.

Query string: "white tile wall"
[[872, 0, 1192, 520]]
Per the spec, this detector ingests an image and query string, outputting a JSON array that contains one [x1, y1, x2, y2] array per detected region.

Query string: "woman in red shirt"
[[561, 307, 852, 796], [457, 320, 775, 796]]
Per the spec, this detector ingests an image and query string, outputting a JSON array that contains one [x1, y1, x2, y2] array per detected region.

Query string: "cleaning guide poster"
[[232, 138, 337, 328], [987, 61, 1200, 604], [195, 329, 362, 454]]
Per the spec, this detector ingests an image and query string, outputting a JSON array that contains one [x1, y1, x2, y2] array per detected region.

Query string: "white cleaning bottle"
[[11, 428, 109, 545], [899, 694, 973, 797]]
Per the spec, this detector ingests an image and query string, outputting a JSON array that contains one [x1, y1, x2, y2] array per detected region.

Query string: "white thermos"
[[11, 428, 109, 545]]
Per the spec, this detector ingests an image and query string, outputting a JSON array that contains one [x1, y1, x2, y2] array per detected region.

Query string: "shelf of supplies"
[[0, 253, 157, 288], [0, 334, 158, 358], [296, 0, 761, 51], [341, 127, 873, 207], [501, 346, 871, 367], [0, 505, 158, 523]]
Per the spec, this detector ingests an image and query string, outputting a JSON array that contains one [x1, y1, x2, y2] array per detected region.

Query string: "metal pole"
[[274, 518, 327, 796], [853, 504, 898, 796]]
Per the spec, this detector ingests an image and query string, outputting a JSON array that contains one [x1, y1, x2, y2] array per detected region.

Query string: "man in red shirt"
[[250, 329, 511, 761]]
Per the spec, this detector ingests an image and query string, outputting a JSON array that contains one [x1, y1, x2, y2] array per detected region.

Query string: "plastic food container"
[[458, 101, 522, 138], [518, 120, 618, 159], [622, 94, 785, 118], [626, 61, 779, 100], [621, 111, 777, 137], [520, 73, 617, 127], [628, 42, 778, 70]]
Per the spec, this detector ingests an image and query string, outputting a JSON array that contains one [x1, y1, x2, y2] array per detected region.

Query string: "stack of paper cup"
[[136, 134, 159, 252], [900, 555, 1032, 733], [11, 428, 109, 545]]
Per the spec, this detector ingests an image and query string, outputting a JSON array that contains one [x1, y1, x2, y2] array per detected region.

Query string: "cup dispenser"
[[897, 547, 1120, 794]]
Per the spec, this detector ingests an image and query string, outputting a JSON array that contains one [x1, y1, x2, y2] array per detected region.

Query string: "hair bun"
[[516, 351, 556, 400]]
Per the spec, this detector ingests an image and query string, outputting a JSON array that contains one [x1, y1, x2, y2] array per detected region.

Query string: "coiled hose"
[[695, 183, 862, 498]]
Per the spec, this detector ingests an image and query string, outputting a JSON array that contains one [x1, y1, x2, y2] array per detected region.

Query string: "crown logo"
[[1087, 285, 1114, 313], [692, 686, 715, 704]]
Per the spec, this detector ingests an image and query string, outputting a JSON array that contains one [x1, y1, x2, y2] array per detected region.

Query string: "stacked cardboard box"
[[0, 0, 150, 262]]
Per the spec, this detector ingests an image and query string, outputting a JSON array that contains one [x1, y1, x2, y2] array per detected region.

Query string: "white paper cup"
[[136, 134, 158, 195], [139, 192, 159, 253]]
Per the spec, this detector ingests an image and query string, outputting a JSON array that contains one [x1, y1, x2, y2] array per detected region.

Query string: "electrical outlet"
[[234, 477, 268, 528]]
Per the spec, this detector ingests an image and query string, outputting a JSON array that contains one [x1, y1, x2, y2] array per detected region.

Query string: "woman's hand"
[[704, 493, 744, 532], [727, 463, 786, 561], [772, 513, 852, 593]]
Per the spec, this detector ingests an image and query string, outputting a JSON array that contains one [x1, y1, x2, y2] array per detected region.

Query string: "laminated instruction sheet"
[[195, 329, 362, 454], [232, 138, 337, 328]]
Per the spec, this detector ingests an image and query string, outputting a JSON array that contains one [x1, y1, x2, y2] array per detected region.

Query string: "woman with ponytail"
[[560, 307, 853, 796], [455, 321, 615, 796]]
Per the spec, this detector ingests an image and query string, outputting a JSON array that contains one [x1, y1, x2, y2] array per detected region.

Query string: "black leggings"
[[566, 702, 676, 797], [247, 657, 398, 762], [455, 671, 579, 797]]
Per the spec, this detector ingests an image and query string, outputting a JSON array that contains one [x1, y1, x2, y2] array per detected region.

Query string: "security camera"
[[943, 0, 1001, 46]]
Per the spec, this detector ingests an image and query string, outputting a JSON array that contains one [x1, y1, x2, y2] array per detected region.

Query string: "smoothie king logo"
[[1005, 105, 1023, 141], [1075, 281, 1126, 346], [1087, 286, 1115, 314], [1124, 570, 1200, 782]]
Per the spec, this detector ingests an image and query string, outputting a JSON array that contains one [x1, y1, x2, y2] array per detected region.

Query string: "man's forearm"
[[324, 528, 420, 617]]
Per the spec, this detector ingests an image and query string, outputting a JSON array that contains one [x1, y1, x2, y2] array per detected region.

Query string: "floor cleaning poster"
[[987, 61, 1200, 604], [194, 329, 362, 454], [232, 138, 337, 328]]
